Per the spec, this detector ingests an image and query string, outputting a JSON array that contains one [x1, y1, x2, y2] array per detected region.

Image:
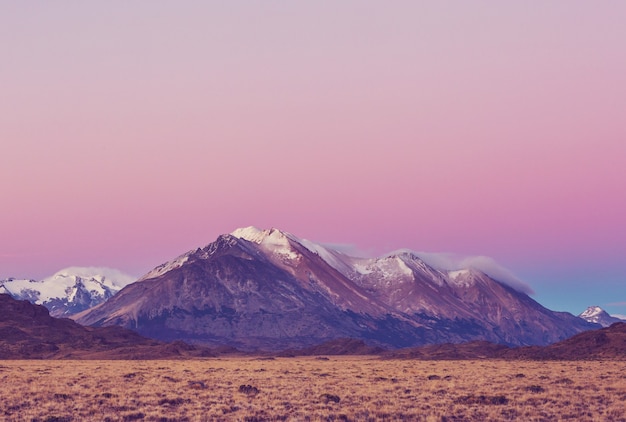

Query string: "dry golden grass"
[[1, 357, 625, 421]]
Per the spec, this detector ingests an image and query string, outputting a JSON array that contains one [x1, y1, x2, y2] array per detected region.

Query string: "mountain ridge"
[[74, 227, 596, 351], [3, 291, 623, 361], [0, 267, 135, 317], [0, 294, 216, 359], [383, 321, 626, 360]]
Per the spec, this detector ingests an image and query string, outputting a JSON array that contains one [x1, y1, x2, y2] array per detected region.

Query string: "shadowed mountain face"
[[75, 227, 595, 351], [509, 322, 626, 360], [384, 322, 626, 360], [0, 294, 212, 359]]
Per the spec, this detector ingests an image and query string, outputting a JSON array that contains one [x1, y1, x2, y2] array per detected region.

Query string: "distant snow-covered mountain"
[[0, 267, 136, 317], [578, 306, 624, 327]]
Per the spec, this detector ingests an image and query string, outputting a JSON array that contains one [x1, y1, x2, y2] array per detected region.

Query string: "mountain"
[[383, 340, 512, 360], [516, 321, 626, 360], [383, 322, 626, 360], [578, 306, 624, 327], [278, 338, 386, 357], [0, 294, 215, 359], [0, 267, 135, 317], [75, 227, 595, 351]]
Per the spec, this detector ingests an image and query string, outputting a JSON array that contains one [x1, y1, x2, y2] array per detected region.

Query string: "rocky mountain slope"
[[384, 321, 626, 360], [75, 227, 595, 351], [518, 321, 626, 360], [578, 306, 623, 327], [0, 294, 214, 359], [0, 267, 135, 317]]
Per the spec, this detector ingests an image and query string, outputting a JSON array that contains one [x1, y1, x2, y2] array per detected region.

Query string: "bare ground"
[[1, 357, 625, 421]]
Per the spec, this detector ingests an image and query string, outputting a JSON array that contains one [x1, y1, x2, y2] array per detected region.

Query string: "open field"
[[1, 357, 625, 421]]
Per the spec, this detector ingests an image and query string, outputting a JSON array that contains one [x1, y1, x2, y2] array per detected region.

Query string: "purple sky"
[[2, 2, 625, 315]]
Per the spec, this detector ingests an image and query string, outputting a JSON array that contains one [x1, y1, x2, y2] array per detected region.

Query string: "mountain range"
[[4, 292, 624, 360], [74, 227, 595, 351], [0, 267, 135, 317]]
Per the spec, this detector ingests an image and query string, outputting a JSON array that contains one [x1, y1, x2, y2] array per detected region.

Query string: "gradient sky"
[[2, 2, 625, 316]]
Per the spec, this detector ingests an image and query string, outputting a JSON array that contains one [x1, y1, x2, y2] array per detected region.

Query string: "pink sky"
[[2, 2, 625, 313]]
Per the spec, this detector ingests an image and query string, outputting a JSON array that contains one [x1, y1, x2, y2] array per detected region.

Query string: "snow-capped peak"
[[1, 267, 136, 317], [579, 306, 604, 319], [230, 226, 296, 244], [578, 306, 623, 327], [231, 226, 268, 243], [231, 227, 299, 260], [45, 267, 136, 288]]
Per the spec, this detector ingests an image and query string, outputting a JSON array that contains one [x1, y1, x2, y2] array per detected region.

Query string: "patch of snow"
[[448, 269, 470, 279], [47, 267, 136, 288], [352, 262, 373, 275], [231, 227, 300, 260], [362, 256, 415, 281], [447, 270, 474, 287], [298, 238, 355, 274], [140, 255, 190, 280], [231, 226, 267, 243], [395, 257, 413, 276]]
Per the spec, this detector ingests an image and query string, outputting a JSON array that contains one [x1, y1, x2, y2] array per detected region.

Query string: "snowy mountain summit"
[[0, 267, 136, 317], [578, 306, 623, 327]]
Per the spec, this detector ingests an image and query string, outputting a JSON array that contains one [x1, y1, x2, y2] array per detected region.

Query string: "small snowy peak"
[[578, 306, 623, 327], [140, 254, 190, 281], [362, 255, 415, 281], [231, 226, 296, 243], [46, 267, 134, 286], [383, 252, 449, 287], [231, 226, 268, 243], [383, 249, 421, 261], [41, 267, 135, 301], [580, 306, 604, 319], [352, 260, 374, 275], [231, 227, 299, 260], [385, 250, 441, 273]]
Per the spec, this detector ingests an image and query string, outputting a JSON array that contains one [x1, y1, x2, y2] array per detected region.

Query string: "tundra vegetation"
[[0, 357, 625, 421]]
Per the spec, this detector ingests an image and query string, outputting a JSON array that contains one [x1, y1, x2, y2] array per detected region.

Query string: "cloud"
[[605, 301, 626, 307], [319, 243, 374, 258], [43, 267, 137, 287], [309, 242, 534, 295], [415, 252, 534, 295]]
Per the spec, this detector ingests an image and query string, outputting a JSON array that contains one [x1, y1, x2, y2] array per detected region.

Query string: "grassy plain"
[[0, 357, 625, 421]]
